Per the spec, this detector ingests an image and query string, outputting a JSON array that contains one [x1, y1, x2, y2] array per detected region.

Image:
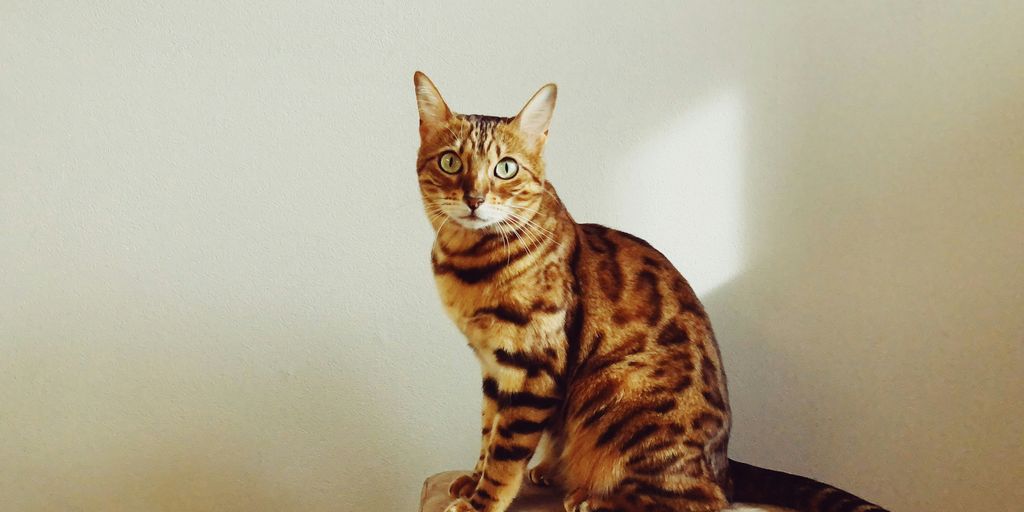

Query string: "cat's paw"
[[447, 473, 479, 499], [562, 488, 589, 512], [527, 465, 553, 487], [564, 500, 598, 512], [444, 498, 479, 512]]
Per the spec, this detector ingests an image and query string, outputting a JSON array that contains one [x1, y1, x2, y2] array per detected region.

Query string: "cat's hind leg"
[[527, 432, 562, 487], [563, 479, 728, 512], [564, 495, 726, 512]]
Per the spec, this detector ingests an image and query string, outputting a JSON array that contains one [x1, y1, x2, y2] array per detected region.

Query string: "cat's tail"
[[728, 458, 889, 512]]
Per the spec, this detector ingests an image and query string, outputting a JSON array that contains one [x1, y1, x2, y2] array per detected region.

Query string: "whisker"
[[431, 215, 451, 254], [518, 215, 559, 241], [495, 204, 557, 234], [506, 212, 543, 258], [497, 207, 560, 246], [495, 219, 512, 265], [518, 219, 558, 240], [445, 123, 460, 141], [507, 215, 560, 254], [509, 218, 532, 260], [500, 203, 543, 214]]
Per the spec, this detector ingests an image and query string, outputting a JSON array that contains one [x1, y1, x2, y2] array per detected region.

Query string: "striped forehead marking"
[[462, 115, 511, 154]]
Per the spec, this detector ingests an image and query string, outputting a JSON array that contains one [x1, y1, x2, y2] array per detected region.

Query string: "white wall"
[[2, 2, 1022, 511]]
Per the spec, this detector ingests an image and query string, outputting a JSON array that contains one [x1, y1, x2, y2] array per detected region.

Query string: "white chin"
[[454, 217, 495, 230]]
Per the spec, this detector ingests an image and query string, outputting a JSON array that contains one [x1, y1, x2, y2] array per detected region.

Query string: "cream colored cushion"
[[421, 472, 562, 512]]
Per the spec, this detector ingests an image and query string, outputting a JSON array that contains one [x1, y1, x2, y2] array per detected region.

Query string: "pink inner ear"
[[515, 85, 556, 138], [415, 74, 452, 126]]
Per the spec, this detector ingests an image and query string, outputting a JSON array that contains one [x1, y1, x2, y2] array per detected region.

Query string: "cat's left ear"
[[513, 83, 557, 147], [414, 71, 452, 137]]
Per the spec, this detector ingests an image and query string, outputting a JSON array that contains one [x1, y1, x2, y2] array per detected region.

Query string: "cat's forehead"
[[459, 114, 513, 127], [448, 114, 516, 153], [458, 114, 512, 134]]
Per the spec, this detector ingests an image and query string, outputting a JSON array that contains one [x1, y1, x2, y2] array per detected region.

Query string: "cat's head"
[[414, 71, 556, 232]]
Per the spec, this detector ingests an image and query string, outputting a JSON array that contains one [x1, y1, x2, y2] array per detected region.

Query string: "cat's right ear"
[[414, 71, 452, 137]]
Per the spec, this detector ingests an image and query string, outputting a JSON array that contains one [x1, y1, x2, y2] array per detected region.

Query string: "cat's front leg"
[[446, 373, 560, 512], [448, 389, 499, 499]]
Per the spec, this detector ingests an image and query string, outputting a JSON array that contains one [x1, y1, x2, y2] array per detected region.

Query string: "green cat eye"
[[494, 158, 519, 179], [438, 151, 462, 174]]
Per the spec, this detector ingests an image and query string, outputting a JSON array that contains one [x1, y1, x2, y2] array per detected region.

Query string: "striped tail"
[[729, 459, 889, 512]]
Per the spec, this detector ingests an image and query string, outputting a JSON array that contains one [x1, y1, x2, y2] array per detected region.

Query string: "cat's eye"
[[438, 152, 462, 174], [494, 158, 519, 180]]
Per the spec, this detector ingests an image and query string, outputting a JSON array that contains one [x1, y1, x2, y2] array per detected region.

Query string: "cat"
[[413, 71, 888, 512]]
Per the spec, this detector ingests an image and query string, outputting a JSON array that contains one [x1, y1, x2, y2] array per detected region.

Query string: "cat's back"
[[568, 221, 725, 418], [560, 223, 731, 495], [573, 223, 708, 331]]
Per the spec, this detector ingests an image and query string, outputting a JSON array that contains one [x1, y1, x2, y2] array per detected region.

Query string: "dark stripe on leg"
[[492, 444, 533, 461]]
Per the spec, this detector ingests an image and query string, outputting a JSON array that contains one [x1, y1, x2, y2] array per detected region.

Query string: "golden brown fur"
[[413, 72, 887, 512]]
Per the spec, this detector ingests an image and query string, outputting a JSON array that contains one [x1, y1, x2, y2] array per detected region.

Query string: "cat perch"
[[419, 471, 794, 512], [420, 472, 565, 512]]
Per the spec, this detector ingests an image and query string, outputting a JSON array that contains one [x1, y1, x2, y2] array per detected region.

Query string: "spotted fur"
[[413, 72, 888, 512]]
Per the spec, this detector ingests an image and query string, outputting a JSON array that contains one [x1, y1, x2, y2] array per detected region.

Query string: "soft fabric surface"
[[420, 471, 794, 512]]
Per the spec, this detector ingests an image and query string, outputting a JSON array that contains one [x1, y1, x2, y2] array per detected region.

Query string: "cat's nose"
[[464, 194, 485, 210]]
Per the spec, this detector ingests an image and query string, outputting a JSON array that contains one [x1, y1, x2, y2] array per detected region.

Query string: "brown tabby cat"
[[413, 71, 888, 512]]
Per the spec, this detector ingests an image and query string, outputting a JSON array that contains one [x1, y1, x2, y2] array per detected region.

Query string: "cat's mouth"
[[455, 213, 495, 230]]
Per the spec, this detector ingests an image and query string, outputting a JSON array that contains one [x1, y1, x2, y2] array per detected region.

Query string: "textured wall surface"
[[2, 2, 1022, 511]]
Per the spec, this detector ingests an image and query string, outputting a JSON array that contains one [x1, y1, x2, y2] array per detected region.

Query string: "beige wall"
[[2, 2, 1021, 511]]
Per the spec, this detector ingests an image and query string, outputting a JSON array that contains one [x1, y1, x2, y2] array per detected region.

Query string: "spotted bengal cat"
[[413, 72, 888, 512]]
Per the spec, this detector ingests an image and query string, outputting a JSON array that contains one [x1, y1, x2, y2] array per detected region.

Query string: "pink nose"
[[465, 194, 485, 210]]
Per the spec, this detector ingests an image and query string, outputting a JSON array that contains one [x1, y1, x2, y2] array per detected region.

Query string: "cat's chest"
[[434, 277, 502, 335], [433, 273, 558, 350]]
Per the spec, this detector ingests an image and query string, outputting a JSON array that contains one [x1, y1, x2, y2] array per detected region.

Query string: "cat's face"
[[414, 72, 556, 232]]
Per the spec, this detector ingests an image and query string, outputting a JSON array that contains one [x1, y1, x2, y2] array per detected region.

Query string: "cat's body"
[[414, 72, 887, 512]]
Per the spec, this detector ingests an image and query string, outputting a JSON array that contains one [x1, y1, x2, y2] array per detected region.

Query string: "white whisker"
[[496, 206, 561, 250], [495, 219, 512, 265], [506, 213, 543, 258], [431, 214, 451, 254], [444, 123, 460, 141]]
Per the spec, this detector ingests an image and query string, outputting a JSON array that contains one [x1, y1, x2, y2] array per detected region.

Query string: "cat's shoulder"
[[577, 223, 662, 257], [575, 222, 687, 285]]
